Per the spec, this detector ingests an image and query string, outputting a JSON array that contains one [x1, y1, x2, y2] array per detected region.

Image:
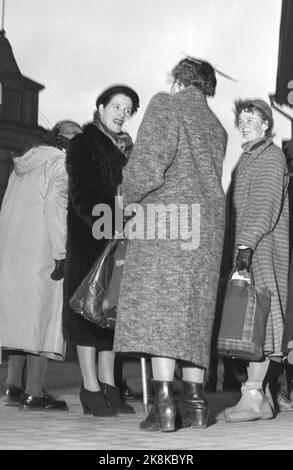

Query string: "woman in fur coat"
[[63, 85, 139, 417]]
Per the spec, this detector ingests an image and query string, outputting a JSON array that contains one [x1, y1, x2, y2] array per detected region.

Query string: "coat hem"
[[114, 347, 209, 369], [0, 345, 65, 361]]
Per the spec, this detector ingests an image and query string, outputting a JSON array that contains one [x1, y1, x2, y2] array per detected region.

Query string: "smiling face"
[[237, 110, 269, 144], [99, 94, 133, 134]]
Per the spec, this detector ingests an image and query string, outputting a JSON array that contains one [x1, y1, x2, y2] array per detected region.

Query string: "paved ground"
[[0, 360, 293, 451]]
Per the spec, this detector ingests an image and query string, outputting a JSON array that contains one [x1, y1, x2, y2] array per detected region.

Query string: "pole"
[[140, 357, 149, 413], [1, 0, 5, 31]]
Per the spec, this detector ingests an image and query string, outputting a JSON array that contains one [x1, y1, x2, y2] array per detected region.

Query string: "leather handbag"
[[69, 237, 124, 329], [217, 267, 271, 361], [102, 238, 128, 316]]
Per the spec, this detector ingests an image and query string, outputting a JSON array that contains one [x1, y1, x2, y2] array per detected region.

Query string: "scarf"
[[241, 136, 270, 152], [93, 111, 133, 159]]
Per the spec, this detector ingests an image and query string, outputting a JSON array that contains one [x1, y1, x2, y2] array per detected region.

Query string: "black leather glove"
[[50, 259, 65, 281], [236, 248, 253, 272]]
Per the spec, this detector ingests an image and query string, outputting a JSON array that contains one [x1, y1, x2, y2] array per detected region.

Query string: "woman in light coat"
[[0, 121, 81, 410], [114, 57, 227, 431]]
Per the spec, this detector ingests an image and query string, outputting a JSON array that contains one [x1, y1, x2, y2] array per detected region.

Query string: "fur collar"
[[66, 123, 127, 170]]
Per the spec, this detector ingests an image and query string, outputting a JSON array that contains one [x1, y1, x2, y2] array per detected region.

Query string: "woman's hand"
[[236, 248, 253, 272]]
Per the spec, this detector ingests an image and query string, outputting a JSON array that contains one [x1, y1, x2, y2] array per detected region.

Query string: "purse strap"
[[100, 237, 120, 264]]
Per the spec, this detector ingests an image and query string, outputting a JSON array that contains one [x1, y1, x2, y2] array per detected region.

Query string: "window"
[[2, 88, 22, 122]]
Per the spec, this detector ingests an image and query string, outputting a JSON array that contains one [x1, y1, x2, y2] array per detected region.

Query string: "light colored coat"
[[114, 87, 227, 368], [232, 138, 289, 356], [0, 146, 68, 360]]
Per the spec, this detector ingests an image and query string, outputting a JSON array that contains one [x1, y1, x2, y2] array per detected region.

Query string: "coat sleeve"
[[237, 147, 288, 251], [122, 92, 178, 205], [67, 134, 116, 227], [43, 157, 68, 260]]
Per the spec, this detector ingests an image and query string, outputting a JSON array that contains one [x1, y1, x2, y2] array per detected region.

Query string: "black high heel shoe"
[[79, 385, 117, 417], [100, 382, 135, 414], [178, 381, 209, 428]]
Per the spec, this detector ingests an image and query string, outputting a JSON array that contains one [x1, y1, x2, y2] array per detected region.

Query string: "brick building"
[[0, 29, 47, 205]]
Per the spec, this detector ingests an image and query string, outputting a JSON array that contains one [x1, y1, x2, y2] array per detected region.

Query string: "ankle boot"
[[79, 385, 117, 417], [178, 381, 209, 428], [276, 391, 293, 411], [99, 382, 135, 414], [224, 387, 275, 422], [139, 380, 176, 432]]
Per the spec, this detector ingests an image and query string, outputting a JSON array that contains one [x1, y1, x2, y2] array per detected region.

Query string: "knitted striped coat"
[[231, 137, 289, 356], [113, 87, 227, 368]]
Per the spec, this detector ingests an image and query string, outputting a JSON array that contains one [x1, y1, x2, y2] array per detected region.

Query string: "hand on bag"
[[236, 248, 253, 273], [50, 259, 65, 281]]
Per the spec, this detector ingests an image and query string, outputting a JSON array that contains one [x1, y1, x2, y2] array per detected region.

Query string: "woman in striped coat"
[[224, 99, 289, 423]]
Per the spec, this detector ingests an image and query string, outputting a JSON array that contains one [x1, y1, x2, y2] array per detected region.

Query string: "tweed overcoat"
[[62, 124, 127, 349], [114, 87, 227, 368], [231, 138, 289, 356], [0, 146, 67, 360]]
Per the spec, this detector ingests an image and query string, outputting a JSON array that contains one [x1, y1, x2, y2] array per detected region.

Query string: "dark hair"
[[234, 99, 274, 136], [171, 58, 217, 96], [96, 85, 140, 115], [43, 120, 82, 150]]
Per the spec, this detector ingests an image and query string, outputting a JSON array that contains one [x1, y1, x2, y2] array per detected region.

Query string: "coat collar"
[[241, 137, 273, 164], [177, 85, 207, 102]]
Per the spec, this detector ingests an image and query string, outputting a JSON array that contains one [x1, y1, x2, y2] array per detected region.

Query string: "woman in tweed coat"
[[224, 99, 289, 423], [114, 57, 227, 431]]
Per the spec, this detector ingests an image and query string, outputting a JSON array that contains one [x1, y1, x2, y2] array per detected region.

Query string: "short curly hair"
[[234, 99, 274, 136], [171, 58, 217, 96]]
